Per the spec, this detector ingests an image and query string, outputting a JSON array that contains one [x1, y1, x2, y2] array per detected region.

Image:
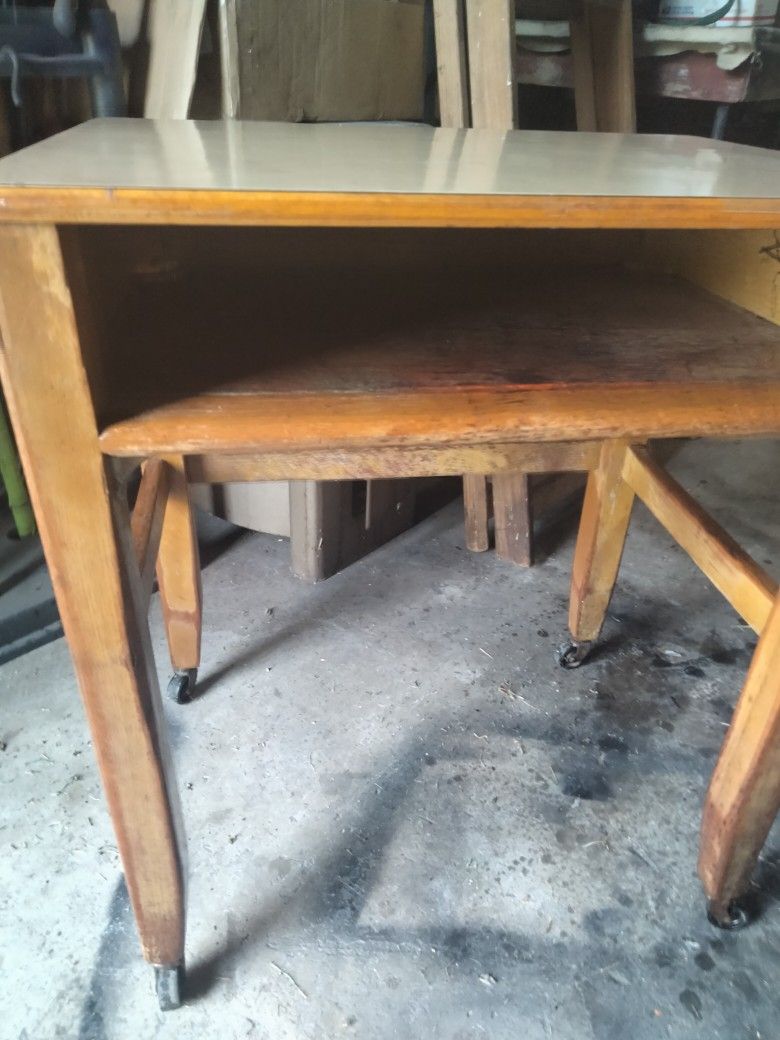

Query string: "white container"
[[657, 0, 778, 26]]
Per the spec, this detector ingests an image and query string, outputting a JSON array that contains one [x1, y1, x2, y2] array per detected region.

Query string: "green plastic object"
[[0, 394, 35, 538]]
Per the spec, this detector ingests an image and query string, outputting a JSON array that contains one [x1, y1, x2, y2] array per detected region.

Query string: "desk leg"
[[0, 225, 186, 1004], [562, 441, 634, 666], [699, 591, 780, 929], [157, 455, 202, 704]]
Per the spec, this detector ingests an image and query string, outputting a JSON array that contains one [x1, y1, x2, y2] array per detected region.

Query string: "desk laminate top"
[[0, 118, 778, 227]]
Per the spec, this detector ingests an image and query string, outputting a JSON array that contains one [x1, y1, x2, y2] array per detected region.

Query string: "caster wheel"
[[707, 899, 749, 931], [557, 640, 594, 669], [167, 668, 197, 705], [154, 962, 184, 1011]]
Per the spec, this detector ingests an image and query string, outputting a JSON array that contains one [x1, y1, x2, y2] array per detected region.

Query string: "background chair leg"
[[493, 472, 532, 567], [463, 474, 490, 552], [157, 456, 202, 704], [699, 592, 780, 928], [562, 441, 635, 665]]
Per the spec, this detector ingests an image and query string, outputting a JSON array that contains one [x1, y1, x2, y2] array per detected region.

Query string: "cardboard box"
[[236, 0, 425, 122]]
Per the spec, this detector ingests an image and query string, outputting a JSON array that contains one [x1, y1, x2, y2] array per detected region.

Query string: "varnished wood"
[[622, 446, 778, 635], [0, 187, 776, 230], [0, 224, 185, 967], [94, 264, 780, 456], [0, 120, 779, 228], [184, 441, 601, 483], [0, 117, 778, 983], [699, 591, 780, 917], [433, 0, 470, 128], [643, 229, 780, 326], [131, 458, 171, 606], [569, 441, 635, 642], [100, 384, 780, 458], [493, 473, 533, 566], [458, 1, 530, 566], [157, 455, 202, 675]]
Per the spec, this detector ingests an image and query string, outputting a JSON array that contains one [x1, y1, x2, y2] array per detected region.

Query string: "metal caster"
[[154, 961, 184, 1011], [707, 899, 750, 931], [557, 640, 594, 669], [167, 668, 197, 705]]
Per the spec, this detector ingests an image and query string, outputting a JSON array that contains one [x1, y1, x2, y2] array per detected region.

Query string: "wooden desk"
[[0, 119, 778, 1009]]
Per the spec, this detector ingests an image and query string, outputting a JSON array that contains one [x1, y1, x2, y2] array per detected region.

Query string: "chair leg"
[[562, 440, 635, 666], [493, 472, 533, 567], [157, 456, 202, 704], [699, 591, 780, 929], [463, 474, 490, 552]]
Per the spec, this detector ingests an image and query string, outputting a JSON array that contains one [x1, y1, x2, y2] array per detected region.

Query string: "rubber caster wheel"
[[557, 640, 594, 669], [154, 962, 184, 1011], [167, 668, 197, 705], [707, 899, 749, 931]]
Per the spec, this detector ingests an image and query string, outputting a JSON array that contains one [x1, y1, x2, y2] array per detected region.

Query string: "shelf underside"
[[96, 265, 780, 456]]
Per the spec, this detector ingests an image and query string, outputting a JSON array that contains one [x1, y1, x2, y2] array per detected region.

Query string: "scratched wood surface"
[[79, 259, 780, 448]]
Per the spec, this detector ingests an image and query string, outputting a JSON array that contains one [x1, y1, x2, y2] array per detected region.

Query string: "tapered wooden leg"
[[463, 474, 490, 552], [565, 441, 634, 663], [0, 225, 185, 977], [493, 472, 533, 567], [699, 591, 780, 927], [157, 456, 202, 702]]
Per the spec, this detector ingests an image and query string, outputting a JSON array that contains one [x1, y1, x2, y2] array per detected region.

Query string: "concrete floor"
[[1, 439, 779, 1040]]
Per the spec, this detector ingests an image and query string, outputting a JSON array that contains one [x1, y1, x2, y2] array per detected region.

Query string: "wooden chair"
[[131, 251, 780, 942], [150, 435, 779, 935], [149, 414, 779, 938]]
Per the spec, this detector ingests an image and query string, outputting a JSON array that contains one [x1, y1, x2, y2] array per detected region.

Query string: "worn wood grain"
[[463, 474, 490, 551], [493, 473, 533, 566], [699, 591, 780, 917], [584, 0, 636, 133], [94, 265, 780, 456], [465, 0, 517, 129], [434, 0, 470, 128], [0, 187, 777, 229], [157, 455, 202, 675], [183, 442, 601, 484], [623, 446, 777, 634], [568, 440, 635, 642], [100, 384, 780, 458], [131, 457, 171, 605], [0, 224, 185, 967]]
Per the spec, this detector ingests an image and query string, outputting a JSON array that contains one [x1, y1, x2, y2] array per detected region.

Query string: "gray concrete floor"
[[0, 507, 59, 666], [1, 439, 779, 1040]]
